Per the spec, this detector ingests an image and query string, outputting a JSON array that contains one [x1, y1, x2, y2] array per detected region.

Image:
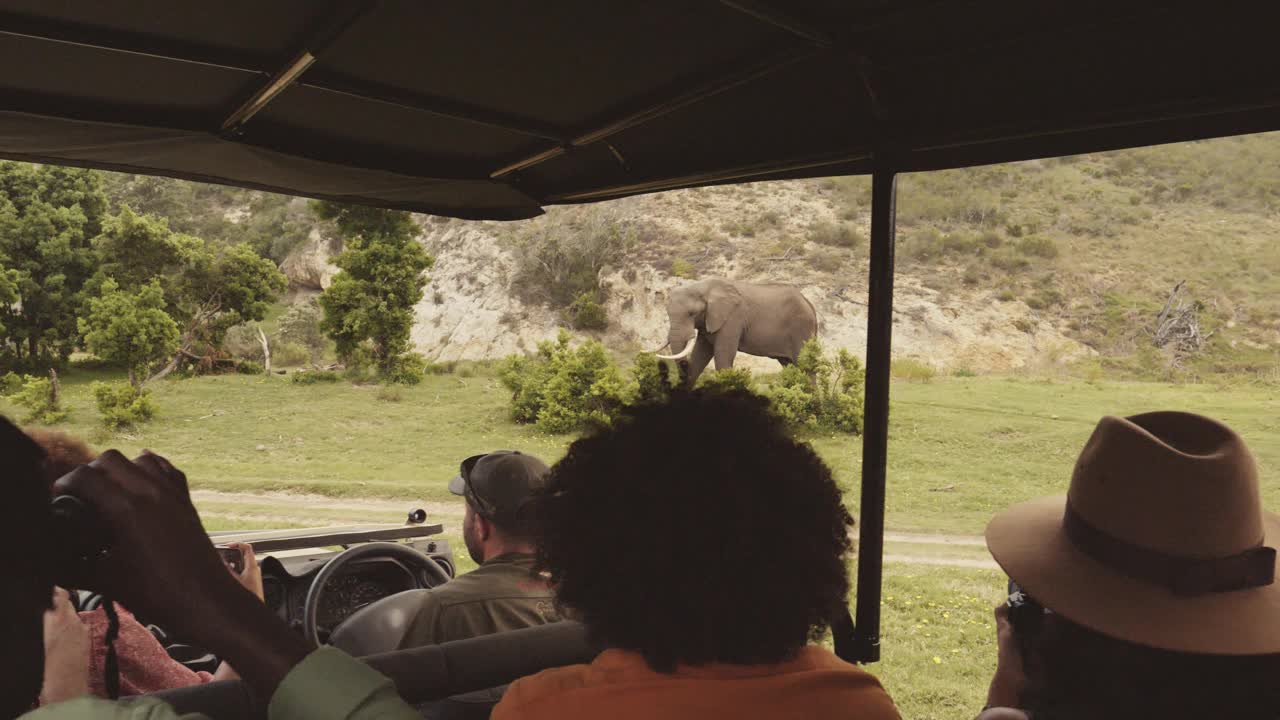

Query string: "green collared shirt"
[[399, 552, 560, 649], [23, 647, 419, 720]]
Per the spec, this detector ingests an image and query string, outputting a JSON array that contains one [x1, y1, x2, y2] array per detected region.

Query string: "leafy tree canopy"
[[315, 202, 432, 376], [79, 278, 179, 386], [0, 162, 108, 368]]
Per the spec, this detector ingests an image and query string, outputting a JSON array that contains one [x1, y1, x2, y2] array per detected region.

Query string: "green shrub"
[[632, 352, 676, 404], [891, 358, 936, 382], [769, 340, 864, 434], [997, 289, 1017, 302], [456, 364, 476, 379], [698, 368, 758, 395], [953, 367, 978, 378], [0, 371, 23, 397], [424, 361, 457, 375], [670, 258, 696, 279], [1017, 236, 1060, 259], [236, 360, 265, 375], [499, 331, 629, 433], [565, 292, 609, 331], [978, 230, 1004, 249], [277, 300, 328, 363], [806, 248, 846, 273], [902, 228, 945, 261], [13, 376, 67, 424], [1025, 288, 1066, 310], [291, 370, 340, 385], [809, 220, 863, 249], [91, 382, 155, 429], [386, 353, 426, 385], [989, 249, 1032, 272], [272, 341, 311, 368]]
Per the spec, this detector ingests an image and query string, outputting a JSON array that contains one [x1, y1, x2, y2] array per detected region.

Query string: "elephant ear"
[[705, 282, 745, 334]]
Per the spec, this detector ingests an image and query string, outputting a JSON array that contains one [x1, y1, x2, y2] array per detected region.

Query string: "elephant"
[[655, 278, 818, 386]]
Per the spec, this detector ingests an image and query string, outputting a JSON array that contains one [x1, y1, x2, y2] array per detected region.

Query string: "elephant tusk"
[[656, 337, 696, 361]]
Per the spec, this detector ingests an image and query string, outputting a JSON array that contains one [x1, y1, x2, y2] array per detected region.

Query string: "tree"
[[0, 162, 107, 368], [89, 207, 287, 380], [79, 279, 179, 386], [277, 299, 328, 363], [315, 203, 432, 376]]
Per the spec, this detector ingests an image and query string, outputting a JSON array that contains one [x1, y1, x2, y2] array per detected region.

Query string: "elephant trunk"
[[656, 336, 696, 361]]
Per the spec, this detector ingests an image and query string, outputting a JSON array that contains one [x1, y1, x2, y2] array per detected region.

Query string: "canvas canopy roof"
[[2, 0, 1278, 220]]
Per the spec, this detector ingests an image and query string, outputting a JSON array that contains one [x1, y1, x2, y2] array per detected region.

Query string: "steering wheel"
[[302, 542, 451, 648]]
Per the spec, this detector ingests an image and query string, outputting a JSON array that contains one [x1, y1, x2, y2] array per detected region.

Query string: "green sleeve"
[[21, 696, 207, 720], [269, 646, 420, 720]]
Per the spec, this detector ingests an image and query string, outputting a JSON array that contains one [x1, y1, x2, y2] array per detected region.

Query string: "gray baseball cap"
[[449, 450, 550, 527]]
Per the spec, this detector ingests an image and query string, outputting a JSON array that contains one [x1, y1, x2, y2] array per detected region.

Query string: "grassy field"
[[7, 367, 1279, 718], [11, 366, 1278, 535]]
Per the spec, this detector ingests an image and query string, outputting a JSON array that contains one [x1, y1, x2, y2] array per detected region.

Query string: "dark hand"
[[54, 450, 244, 633], [54, 450, 309, 697], [986, 603, 1029, 709]]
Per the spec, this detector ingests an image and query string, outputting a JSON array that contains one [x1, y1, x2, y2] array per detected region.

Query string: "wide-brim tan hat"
[[987, 411, 1280, 655]]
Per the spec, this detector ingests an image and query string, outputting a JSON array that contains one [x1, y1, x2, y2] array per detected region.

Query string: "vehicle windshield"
[[3, 130, 1279, 717]]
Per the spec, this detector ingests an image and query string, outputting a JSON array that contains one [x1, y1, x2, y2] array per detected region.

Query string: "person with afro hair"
[[492, 389, 900, 720]]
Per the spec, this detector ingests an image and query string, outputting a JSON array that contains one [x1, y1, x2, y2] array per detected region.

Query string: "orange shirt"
[[492, 645, 901, 720]]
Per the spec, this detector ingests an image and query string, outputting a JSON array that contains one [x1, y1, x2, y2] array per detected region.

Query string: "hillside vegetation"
[[89, 131, 1280, 381]]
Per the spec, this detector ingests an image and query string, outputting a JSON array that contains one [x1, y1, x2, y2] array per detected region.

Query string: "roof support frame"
[[490, 45, 820, 179], [0, 9, 567, 142], [220, 0, 378, 134], [850, 159, 897, 665]]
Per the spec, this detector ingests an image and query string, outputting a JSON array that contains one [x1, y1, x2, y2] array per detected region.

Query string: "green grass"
[[872, 564, 1004, 720], [10, 367, 1280, 538]]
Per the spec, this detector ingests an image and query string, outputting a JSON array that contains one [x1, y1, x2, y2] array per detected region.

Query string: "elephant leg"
[[712, 337, 738, 371], [684, 338, 715, 387]]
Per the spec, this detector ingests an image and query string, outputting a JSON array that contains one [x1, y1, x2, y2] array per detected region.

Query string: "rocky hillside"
[[110, 131, 1280, 377]]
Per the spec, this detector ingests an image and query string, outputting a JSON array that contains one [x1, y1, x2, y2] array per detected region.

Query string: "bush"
[[670, 258, 696, 279], [223, 324, 265, 362], [989, 249, 1032, 272], [272, 341, 311, 368], [499, 331, 629, 433], [697, 368, 758, 395], [632, 352, 676, 404], [504, 208, 634, 310], [769, 340, 864, 434], [806, 248, 846, 273], [385, 353, 426, 385], [291, 370, 340, 384], [1017, 236, 1060, 259], [1025, 288, 1066, 310], [91, 382, 156, 429], [236, 360, 265, 375], [0, 371, 23, 397], [809, 220, 863, 249], [565, 292, 609, 331], [424, 361, 457, 375], [891, 358, 936, 382], [12, 376, 67, 424], [277, 300, 328, 363]]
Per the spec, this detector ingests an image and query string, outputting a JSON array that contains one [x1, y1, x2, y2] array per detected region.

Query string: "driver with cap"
[[398, 451, 560, 648]]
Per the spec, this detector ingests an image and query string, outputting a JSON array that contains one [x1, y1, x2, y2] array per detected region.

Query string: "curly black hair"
[[532, 389, 854, 672]]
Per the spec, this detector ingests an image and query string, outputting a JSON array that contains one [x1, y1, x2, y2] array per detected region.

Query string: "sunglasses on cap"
[[460, 454, 497, 518]]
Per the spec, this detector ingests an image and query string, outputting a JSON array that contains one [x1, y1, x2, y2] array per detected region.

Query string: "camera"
[[1006, 578, 1052, 668], [216, 545, 245, 574]]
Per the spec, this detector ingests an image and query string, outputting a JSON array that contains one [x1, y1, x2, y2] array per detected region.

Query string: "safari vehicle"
[[3, 0, 1277, 716]]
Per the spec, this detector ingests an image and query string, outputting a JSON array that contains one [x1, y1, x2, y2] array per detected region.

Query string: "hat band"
[[1063, 503, 1277, 596]]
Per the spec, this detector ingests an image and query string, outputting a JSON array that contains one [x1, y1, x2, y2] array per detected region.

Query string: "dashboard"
[[262, 558, 422, 634]]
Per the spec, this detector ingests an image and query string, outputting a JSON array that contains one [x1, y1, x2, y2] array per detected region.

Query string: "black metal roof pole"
[[851, 158, 897, 663]]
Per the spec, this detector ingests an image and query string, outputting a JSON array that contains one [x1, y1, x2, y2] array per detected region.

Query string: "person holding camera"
[[24, 428, 264, 699], [3, 418, 425, 720], [978, 411, 1280, 720]]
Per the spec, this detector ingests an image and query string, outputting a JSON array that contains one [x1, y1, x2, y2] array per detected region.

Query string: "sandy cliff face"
[[282, 183, 1093, 372]]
